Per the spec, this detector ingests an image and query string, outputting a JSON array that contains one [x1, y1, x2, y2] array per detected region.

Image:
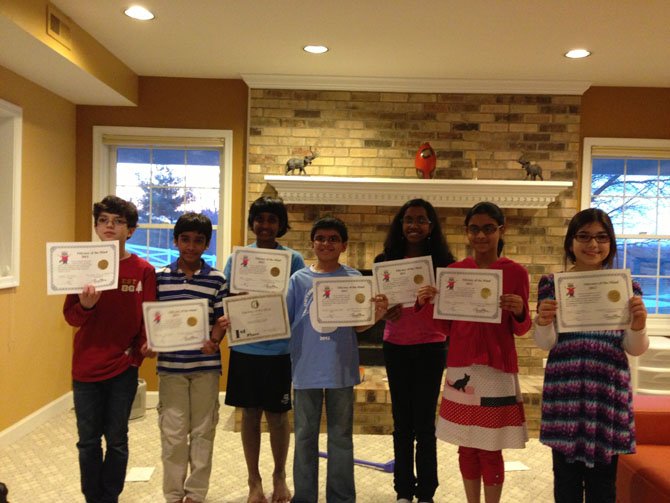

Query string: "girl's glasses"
[[574, 232, 610, 243], [466, 224, 501, 235], [402, 217, 431, 226]]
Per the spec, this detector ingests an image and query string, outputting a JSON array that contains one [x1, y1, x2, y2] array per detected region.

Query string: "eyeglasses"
[[574, 232, 610, 243], [466, 224, 501, 235], [313, 235, 342, 244], [402, 217, 431, 226], [96, 216, 128, 227]]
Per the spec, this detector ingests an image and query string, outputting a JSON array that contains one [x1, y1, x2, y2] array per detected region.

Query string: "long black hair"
[[376, 198, 455, 268], [465, 201, 506, 257]]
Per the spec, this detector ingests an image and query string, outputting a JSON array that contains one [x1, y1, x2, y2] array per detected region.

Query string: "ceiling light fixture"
[[124, 5, 155, 21], [564, 48, 591, 59], [303, 45, 329, 54]]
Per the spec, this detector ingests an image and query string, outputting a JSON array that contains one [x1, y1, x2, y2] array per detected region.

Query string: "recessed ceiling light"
[[124, 5, 155, 21], [303, 45, 329, 54], [564, 49, 591, 59]]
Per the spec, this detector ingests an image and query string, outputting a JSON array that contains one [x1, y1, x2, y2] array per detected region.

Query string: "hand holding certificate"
[[223, 293, 290, 346], [434, 268, 503, 323], [554, 269, 633, 332], [143, 299, 210, 352], [313, 276, 376, 327], [229, 246, 291, 294], [46, 241, 119, 295], [372, 256, 435, 307]]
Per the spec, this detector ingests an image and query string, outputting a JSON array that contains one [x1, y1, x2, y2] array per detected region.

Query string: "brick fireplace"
[[245, 88, 581, 378]]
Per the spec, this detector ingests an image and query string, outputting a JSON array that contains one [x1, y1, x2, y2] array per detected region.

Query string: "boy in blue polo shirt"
[[155, 212, 227, 503]]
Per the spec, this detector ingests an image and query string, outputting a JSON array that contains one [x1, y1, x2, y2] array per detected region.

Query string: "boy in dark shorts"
[[223, 196, 305, 503]]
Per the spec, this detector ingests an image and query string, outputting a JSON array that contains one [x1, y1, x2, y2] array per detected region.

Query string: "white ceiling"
[[12, 1, 670, 103]]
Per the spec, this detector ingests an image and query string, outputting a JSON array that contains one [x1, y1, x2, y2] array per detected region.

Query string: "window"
[[0, 99, 22, 289], [93, 127, 233, 269], [582, 138, 670, 320]]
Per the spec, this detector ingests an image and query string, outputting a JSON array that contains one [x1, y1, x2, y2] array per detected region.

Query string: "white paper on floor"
[[504, 461, 530, 472], [125, 466, 156, 482]]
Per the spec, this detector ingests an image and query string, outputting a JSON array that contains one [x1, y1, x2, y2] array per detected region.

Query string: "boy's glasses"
[[402, 217, 431, 226], [574, 232, 610, 243], [313, 235, 342, 244], [96, 216, 128, 227], [466, 224, 501, 235]]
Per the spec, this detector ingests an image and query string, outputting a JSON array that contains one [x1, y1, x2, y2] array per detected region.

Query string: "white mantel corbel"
[[264, 176, 572, 209]]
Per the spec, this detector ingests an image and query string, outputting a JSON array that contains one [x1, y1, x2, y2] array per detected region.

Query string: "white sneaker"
[[397, 499, 412, 503]]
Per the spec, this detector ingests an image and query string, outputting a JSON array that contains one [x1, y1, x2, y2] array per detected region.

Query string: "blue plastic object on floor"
[[318, 451, 394, 472]]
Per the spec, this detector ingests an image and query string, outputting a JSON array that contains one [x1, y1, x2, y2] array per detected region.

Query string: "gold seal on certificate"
[[372, 256, 435, 307], [314, 276, 375, 327], [554, 269, 633, 332], [46, 241, 120, 295], [229, 246, 291, 294], [223, 293, 290, 346], [143, 299, 210, 352], [434, 268, 502, 323]]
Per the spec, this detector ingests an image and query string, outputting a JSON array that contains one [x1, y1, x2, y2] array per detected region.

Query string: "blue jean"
[[73, 366, 138, 503], [292, 387, 355, 503], [384, 341, 446, 502]]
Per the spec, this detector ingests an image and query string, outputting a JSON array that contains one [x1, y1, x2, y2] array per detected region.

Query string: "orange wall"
[[582, 87, 670, 139], [0, 65, 77, 430], [76, 76, 249, 390]]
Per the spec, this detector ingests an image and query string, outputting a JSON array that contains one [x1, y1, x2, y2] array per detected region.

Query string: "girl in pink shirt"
[[375, 198, 455, 503]]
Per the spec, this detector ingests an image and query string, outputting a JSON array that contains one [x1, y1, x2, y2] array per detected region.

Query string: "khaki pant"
[[158, 371, 220, 503]]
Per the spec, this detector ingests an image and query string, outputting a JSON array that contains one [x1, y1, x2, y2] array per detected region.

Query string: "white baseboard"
[[0, 392, 74, 449]]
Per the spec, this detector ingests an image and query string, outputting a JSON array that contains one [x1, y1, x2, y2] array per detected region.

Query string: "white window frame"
[[0, 99, 22, 289], [92, 126, 233, 268], [582, 137, 670, 336]]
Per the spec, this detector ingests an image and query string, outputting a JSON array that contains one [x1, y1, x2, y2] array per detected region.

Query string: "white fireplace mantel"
[[264, 175, 572, 209]]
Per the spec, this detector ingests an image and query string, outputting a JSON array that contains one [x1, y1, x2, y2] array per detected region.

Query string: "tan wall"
[[582, 87, 670, 140], [0, 65, 77, 431], [76, 77, 249, 391]]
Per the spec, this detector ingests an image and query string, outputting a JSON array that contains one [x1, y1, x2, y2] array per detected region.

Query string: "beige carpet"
[[0, 403, 554, 502]]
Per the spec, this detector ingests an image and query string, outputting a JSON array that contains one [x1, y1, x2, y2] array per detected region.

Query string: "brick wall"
[[247, 89, 582, 375]]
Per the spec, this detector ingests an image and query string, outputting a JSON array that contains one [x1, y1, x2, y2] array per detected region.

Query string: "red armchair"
[[616, 395, 670, 503]]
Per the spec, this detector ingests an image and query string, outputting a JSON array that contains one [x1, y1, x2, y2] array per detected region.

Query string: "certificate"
[[434, 268, 502, 323], [143, 299, 210, 352], [554, 269, 633, 332], [372, 256, 435, 307], [229, 246, 291, 294], [46, 241, 119, 295], [223, 293, 290, 346], [313, 276, 375, 327]]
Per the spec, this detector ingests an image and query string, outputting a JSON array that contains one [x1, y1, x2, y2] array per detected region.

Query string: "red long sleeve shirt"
[[63, 254, 156, 382]]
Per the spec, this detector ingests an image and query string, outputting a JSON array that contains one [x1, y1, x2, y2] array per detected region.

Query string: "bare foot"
[[271, 473, 291, 503], [247, 478, 268, 503]]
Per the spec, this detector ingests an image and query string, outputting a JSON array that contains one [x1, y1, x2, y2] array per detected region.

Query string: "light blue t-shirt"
[[287, 264, 362, 389], [224, 242, 305, 355]]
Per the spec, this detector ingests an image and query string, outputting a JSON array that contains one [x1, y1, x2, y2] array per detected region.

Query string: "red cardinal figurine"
[[415, 142, 436, 179]]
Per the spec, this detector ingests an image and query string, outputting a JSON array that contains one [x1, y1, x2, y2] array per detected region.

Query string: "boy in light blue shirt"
[[287, 217, 388, 503]]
